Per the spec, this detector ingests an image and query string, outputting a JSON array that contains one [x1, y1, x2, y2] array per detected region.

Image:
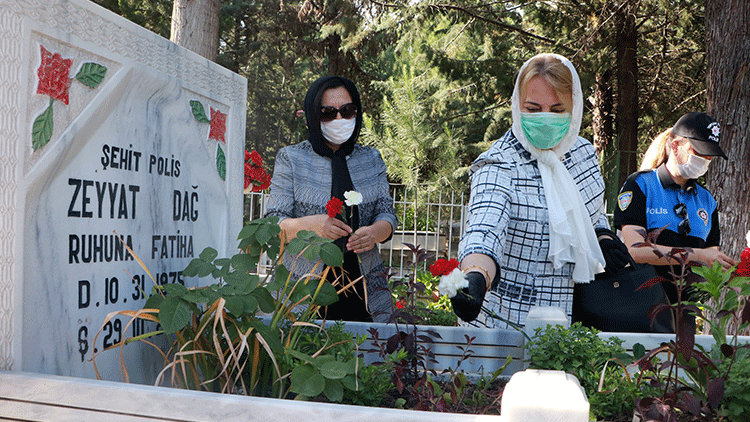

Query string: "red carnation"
[[395, 299, 406, 309], [37, 45, 73, 105], [741, 247, 750, 264], [430, 258, 460, 277], [251, 169, 271, 192], [326, 197, 343, 219], [249, 150, 263, 167]]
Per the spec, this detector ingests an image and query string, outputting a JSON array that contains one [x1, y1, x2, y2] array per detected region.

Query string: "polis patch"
[[698, 208, 709, 226], [618, 191, 633, 211]]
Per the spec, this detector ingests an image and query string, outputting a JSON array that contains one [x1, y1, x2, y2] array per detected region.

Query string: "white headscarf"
[[511, 53, 605, 284]]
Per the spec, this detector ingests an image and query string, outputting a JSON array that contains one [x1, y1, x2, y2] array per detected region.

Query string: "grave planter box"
[[326, 321, 526, 378]]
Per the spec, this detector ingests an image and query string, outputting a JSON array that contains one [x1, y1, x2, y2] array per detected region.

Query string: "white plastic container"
[[524, 306, 569, 340], [500, 369, 590, 422]]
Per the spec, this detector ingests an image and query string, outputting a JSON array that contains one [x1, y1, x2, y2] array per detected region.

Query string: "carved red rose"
[[37, 45, 73, 105], [209, 107, 227, 143]]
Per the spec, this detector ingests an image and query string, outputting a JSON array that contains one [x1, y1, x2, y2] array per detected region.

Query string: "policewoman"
[[614, 112, 736, 301]]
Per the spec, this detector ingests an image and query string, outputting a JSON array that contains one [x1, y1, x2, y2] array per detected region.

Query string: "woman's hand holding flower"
[[347, 226, 376, 253], [431, 259, 487, 322], [450, 272, 487, 322]]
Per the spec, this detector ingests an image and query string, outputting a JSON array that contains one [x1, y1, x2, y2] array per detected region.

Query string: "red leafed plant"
[[630, 225, 750, 421]]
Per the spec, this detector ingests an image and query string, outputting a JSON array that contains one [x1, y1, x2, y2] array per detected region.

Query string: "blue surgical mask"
[[520, 112, 572, 150]]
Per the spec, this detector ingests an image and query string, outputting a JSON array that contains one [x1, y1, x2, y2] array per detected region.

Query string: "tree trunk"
[[705, 0, 750, 259], [592, 69, 618, 213], [614, 0, 639, 190], [170, 0, 221, 62]]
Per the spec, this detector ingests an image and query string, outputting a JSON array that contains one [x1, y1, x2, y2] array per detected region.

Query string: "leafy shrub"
[[525, 323, 645, 421], [720, 348, 750, 421], [631, 227, 750, 421], [93, 217, 365, 402]]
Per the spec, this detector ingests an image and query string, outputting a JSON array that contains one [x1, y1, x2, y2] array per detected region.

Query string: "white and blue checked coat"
[[458, 130, 609, 328]]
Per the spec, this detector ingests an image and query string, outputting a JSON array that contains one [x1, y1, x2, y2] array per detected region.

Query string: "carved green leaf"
[[75, 62, 107, 88], [216, 144, 226, 180], [32, 100, 54, 151], [190, 100, 210, 123]]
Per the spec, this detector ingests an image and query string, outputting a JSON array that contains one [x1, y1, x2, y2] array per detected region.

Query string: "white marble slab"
[[0, 371, 505, 422], [0, 0, 246, 384]]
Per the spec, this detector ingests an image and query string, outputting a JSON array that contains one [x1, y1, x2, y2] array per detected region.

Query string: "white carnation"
[[344, 190, 363, 206], [437, 268, 469, 298], [746, 230, 750, 248]]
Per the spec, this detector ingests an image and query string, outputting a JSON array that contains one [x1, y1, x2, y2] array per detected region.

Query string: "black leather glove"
[[450, 271, 487, 322], [596, 227, 631, 273]]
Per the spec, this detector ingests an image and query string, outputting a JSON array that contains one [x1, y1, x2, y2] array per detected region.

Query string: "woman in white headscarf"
[[452, 53, 629, 328]]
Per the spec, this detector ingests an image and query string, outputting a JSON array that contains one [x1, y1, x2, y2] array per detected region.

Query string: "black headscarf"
[[303, 75, 362, 233]]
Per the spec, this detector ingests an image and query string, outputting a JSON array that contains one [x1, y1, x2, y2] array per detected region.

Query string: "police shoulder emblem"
[[618, 191, 633, 211], [698, 208, 709, 225]]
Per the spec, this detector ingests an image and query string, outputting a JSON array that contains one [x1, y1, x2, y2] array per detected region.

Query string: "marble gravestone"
[[0, 0, 247, 384]]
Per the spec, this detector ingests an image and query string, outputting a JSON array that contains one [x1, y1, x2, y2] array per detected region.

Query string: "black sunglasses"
[[320, 103, 357, 122], [674, 203, 691, 235]]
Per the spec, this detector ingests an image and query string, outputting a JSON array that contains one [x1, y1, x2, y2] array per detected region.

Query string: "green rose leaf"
[[224, 295, 253, 316], [251, 287, 276, 313], [320, 242, 344, 267], [159, 296, 192, 334], [199, 247, 218, 262], [269, 265, 289, 291], [190, 100, 210, 123], [162, 283, 187, 296], [75, 62, 107, 88], [302, 243, 321, 262], [238, 224, 259, 241], [32, 100, 54, 151], [231, 253, 256, 273], [311, 281, 339, 306], [144, 292, 164, 310]]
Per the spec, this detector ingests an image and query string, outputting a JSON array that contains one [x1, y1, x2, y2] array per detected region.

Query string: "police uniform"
[[614, 164, 720, 300]]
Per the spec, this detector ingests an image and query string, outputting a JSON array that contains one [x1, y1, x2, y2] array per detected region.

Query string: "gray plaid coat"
[[265, 140, 398, 322]]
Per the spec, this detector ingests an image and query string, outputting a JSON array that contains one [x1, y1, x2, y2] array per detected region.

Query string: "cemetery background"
[[1, 0, 749, 421], [92, 0, 749, 262]]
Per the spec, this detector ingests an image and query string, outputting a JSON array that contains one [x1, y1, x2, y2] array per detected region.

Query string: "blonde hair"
[[640, 129, 682, 170], [518, 54, 573, 108]]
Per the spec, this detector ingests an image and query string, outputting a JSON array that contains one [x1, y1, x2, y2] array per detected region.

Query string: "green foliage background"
[[95, 0, 708, 206]]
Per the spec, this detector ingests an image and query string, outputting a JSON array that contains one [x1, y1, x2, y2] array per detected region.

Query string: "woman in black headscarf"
[[265, 76, 398, 322]]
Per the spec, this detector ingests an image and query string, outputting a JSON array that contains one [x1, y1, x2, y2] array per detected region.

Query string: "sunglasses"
[[674, 203, 691, 236], [320, 103, 357, 122]]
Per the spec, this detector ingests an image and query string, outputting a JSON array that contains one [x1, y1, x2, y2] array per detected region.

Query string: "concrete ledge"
[[0, 371, 503, 422]]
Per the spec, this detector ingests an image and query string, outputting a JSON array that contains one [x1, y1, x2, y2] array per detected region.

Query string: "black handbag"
[[572, 258, 675, 333]]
